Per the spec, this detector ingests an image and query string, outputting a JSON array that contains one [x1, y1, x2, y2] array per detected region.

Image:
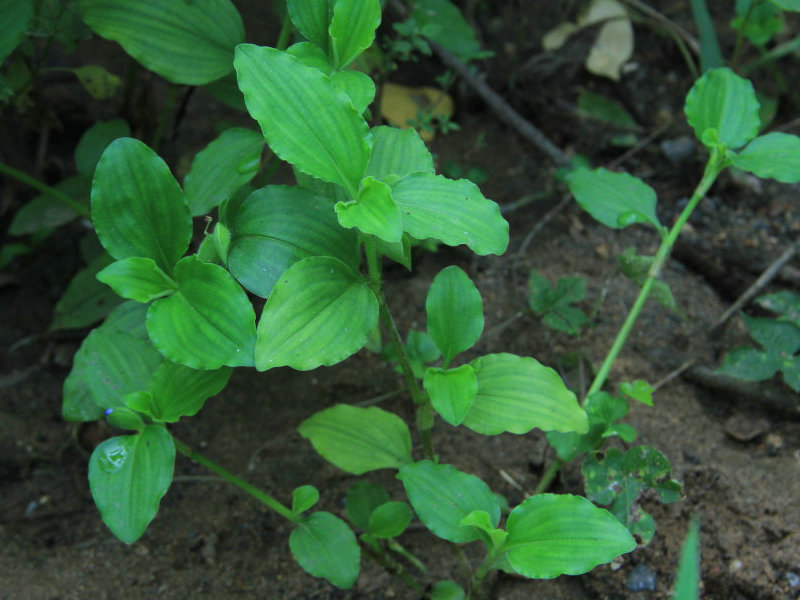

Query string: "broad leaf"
[[462, 353, 588, 435], [335, 176, 402, 242], [426, 266, 484, 363], [365, 126, 434, 182], [330, 70, 375, 114], [97, 257, 176, 303], [88, 426, 175, 544], [298, 404, 412, 474], [424, 365, 477, 426], [391, 173, 508, 255], [502, 494, 636, 578], [227, 185, 358, 298], [101, 300, 149, 339], [329, 0, 382, 69], [92, 138, 191, 272], [684, 67, 760, 149], [79, 0, 245, 85], [184, 128, 265, 216], [397, 460, 501, 543], [719, 346, 780, 381], [346, 481, 390, 531], [286, 0, 335, 49], [9, 175, 90, 235], [255, 257, 378, 371], [729, 132, 800, 183], [566, 168, 660, 230], [147, 255, 256, 369], [234, 44, 370, 195], [368, 501, 413, 539], [744, 312, 800, 354], [149, 361, 232, 422], [0, 0, 33, 61], [75, 119, 131, 176], [290, 512, 360, 589], [51, 253, 121, 331]]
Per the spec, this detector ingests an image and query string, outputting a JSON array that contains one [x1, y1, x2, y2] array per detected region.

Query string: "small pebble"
[[765, 433, 784, 455], [787, 572, 800, 588], [729, 559, 743, 574], [660, 136, 695, 164], [627, 563, 657, 592]]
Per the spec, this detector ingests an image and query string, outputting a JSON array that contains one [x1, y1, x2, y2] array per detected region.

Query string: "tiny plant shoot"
[[58, 0, 800, 596]]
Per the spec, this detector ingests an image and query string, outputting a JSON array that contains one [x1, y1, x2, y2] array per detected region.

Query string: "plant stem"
[[364, 238, 435, 460], [172, 436, 298, 523], [0, 162, 90, 218], [534, 457, 562, 494], [275, 12, 292, 50], [361, 540, 424, 593]]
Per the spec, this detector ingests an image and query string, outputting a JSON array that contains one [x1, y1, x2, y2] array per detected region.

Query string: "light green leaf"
[[397, 460, 501, 543], [426, 266, 484, 364], [73, 65, 122, 99], [88, 426, 174, 544], [673, 518, 701, 600], [462, 353, 588, 435], [286, 0, 335, 49], [291, 485, 320, 515], [286, 41, 332, 74], [290, 512, 360, 589], [255, 257, 378, 371], [75, 119, 131, 176], [346, 481, 390, 531], [329, 0, 382, 69], [335, 176, 402, 242], [621, 380, 654, 406], [330, 69, 375, 114], [566, 168, 660, 230], [91, 138, 191, 273], [729, 132, 800, 183], [0, 0, 33, 62], [431, 580, 466, 600], [9, 175, 90, 236], [502, 494, 636, 578], [149, 361, 231, 422], [97, 257, 176, 303], [391, 173, 508, 255], [51, 253, 121, 331], [184, 128, 265, 216], [227, 185, 358, 298], [684, 67, 760, 149], [147, 255, 256, 369], [424, 365, 477, 426], [234, 44, 370, 194], [79, 0, 245, 85], [298, 404, 412, 474], [365, 126, 434, 182], [368, 501, 412, 538]]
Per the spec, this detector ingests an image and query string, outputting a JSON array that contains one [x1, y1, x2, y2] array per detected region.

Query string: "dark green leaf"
[[286, 0, 335, 49], [566, 168, 660, 230], [0, 0, 33, 61], [148, 361, 231, 422], [97, 257, 176, 303], [51, 253, 121, 331], [75, 119, 131, 176], [577, 91, 638, 128], [426, 266, 484, 364], [408, 0, 487, 61], [718, 346, 780, 380], [9, 175, 90, 235], [756, 290, 800, 324], [743, 313, 800, 354], [346, 481, 390, 531], [368, 501, 412, 538], [688, 0, 724, 72], [290, 511, 360, 589]]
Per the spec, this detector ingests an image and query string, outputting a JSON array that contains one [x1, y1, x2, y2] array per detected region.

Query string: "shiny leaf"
[[330, 70, 375, 114], [286, 0, 334, 49]]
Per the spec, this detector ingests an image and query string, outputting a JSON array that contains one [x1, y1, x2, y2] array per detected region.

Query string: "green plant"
[[528, 270, 589, 336]]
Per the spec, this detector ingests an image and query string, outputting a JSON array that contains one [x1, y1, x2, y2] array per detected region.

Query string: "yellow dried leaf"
[[542, 22, 578, 51], [379, 82, 454, 141], [578, 0, 633, 81]]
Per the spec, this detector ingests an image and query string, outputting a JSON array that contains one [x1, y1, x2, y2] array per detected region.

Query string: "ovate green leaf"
[[566, 168, 660, 230], [51, 253, 121, 331], [75, 119, 131, 176], [291, 485, 320, 515], [97, 257, 176, 303], [368, 501, 413, 538], [346, 481, 390, 531], [426, 266, 484, 364], [290, 512, 360, 589], [330, 69, 375, 114], [423, 365, 477, 426], [149, 361, 231, 422], [286, 0, 335, 49], [329, 0, 382, 69], [9, 175, 90, 235], [729, 132, 800, 183], [365, 126, 434, 182], [0, 0, 33, 62], [335, 176, 403, 242]]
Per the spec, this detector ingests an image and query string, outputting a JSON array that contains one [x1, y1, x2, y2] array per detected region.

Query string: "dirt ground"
[[2, 1, 800, 599]]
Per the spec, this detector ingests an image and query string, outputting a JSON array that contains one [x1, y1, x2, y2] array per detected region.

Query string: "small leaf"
[[755, 290, 800, 324], [729, 132, 800, 183], [329, 0, 382, 69], [577, 90, 637, 128], [286, 0, 334, 49], [365, 126, 434, 182], [105, 406, 146, 431], [431, 580, 466, 600], [345, 481, 390, 531], [255, 257, 378, 371], [291, 485, 320, 515], [290, 512, 360, 589], [298, 404, 412, 474], [97, 257, 176, 303], [75, 119, 131, 176], [502, 494, 636, 578], [368, 501, 413, 538], [88, 426, 175, 544], [684, 67, 760, 149], [335, 176, 403, 242], [73, 65, 121, 99], [423, 365, 477, 426], [426, 266, 484, 364], [397, 460, 501, 543], [566, 168, 660, 230], [147, 255, 257, 369], [286, 41, 332, 74], [330, 70, 376, 114], [184, 128, 265, 216], [621, 380, 654, 406], [148, 361, 231, 422], [673, 518, 701, 600], [51, 253, 121, 331]]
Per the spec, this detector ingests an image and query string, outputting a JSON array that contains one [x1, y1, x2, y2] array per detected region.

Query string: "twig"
[[608, 118, 674, 169], [620, 0, 700, 55], [516, 194, 572, 256], [710, 244, 797, 334], [652, 358, 695, 392]]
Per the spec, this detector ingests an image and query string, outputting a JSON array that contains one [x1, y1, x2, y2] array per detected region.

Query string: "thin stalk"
[[730, 2, 754, 70], [0, 162, 90, 218], [533, 457, 562, 494], [172, 436, 298, 523], [361, 541, 424, 593], [275, 12, 292, 51], [467, 551, 499, 600]]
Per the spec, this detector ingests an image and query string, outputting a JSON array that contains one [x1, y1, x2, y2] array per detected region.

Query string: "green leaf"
[[391, 173, 508, 255], [771, 0, 800, 10], [502, 494, 636, 578], [91, 138, 191, 273], [183, 128, 265, 216], [105, 406, 146, 431], [462, 353, 588, 435], [684, 67, 760, 149], [286, 41, 332, 74], [298, 404, 412, 474], [365, 126, 434, 182], [51, 253, 121, 331], [0, 0, 33, 62], [547, 391, 630, 461], [528, 271, 588, 335], [426, 266, 484, 364], [75, 119, 131, 176], [286, 0, 335, 49], [431, 580, 466, 600], [673, 518, 701, 600], [335, 176, 403, 242], [566, 168, 660, 230], [147, 255, 256, 369], [424, 365, 477, 426], [345, 481, 390, 531], [148, 361, 231, 422], [729, 132, 800, 183], [9, 175, 90, 235], [756, 290, 800, 324], [621, 380, 654, 406], [330, 70, 375, 115], [407, 0, 487, 62], [291, 485, 320, 515], [744, 313, 800, 354], [577, 90, 638, 128], [329, 0, 382, 69], [719, 346, 780, 381], [88, 426, 175, 544], [617, 248, 680, 313], [780, 355, 800, 392], [688, 0, 724, 72], [397, 460, 501, 543], [227, 185, 359, 298], [101, 300, 149, 338], [72, 65, 122, 99], [368, 501, 413, 538], [255, 257, 378, 371], [234, 44, 370, 194], [79, 0, 245, 85], [290, 511, 360, 589], [97, 257, 176, 303]]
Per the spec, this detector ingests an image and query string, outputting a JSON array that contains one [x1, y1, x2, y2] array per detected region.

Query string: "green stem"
[[365, 238, 435, 460], [742, 32, 800, 75], [0, 162, 90, 218], [534, 457, 562, 494], [361, 539, 424, 593], [172, 436, 298, 523], [730, 2, 754, 70], [387, 539, 427, 574], [275, 11, 292, 50]]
